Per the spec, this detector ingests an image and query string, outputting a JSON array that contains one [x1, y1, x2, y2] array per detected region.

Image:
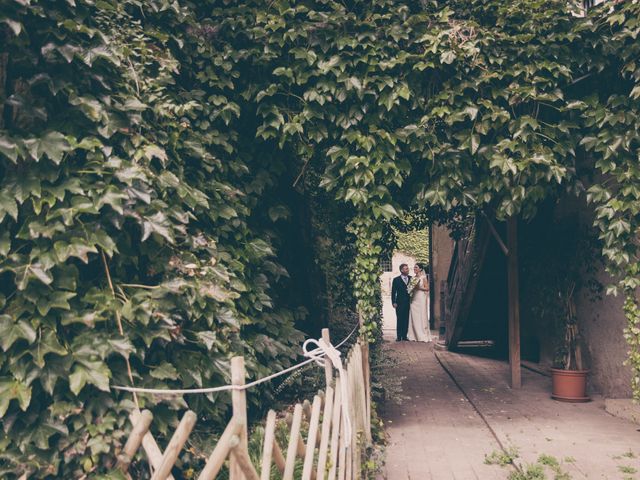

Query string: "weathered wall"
[[431, 224, 455, 331], [531, 196, 633, 398], [563, 196, 632, 397], [577, 268, 632, 397]]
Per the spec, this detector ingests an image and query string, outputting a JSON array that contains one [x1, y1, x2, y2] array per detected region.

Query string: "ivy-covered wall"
[[395, 229, 429, 265], [3, 0, 640, 477]]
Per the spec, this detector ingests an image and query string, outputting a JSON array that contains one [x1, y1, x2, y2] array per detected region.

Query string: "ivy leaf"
[[0, 230, 11, 256], [0, 192, 19, 222], [23, 131, 71, 164], [69, 360, 110, 395], [2, 19, 22, 36], [29, 264, 54, 286], [143, 144, 168, 165], [196, 331, 217, 351], [150, 362, 179, 380], [440, 50, 456, 65], [0, 315, 37, 351], [54, 240, 98, 263], [33, 329, 67, 368], [141, 212, 174, 243], [0, 136, 19, 163], [470, 134, 480, 155], [378, 204, 399, 219], [268, 205, 290, 222], [0, 379, 32, 417]]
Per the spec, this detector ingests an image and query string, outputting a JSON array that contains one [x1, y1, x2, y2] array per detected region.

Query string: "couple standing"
[[391, 263, 433, 342]]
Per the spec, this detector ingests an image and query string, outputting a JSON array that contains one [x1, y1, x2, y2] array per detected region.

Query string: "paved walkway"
[[382, 341, 640, 479]]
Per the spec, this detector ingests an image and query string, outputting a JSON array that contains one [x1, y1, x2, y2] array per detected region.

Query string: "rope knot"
[[302, 336, 352, 446]]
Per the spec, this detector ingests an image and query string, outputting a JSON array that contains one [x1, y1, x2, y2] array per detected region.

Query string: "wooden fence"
[[115, 328, 371, 480]]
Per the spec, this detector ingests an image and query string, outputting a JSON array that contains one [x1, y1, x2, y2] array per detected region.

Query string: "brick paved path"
[[436, 350, 640, 479], [382, 341, 640, 479], [382, 341, 512, 479]]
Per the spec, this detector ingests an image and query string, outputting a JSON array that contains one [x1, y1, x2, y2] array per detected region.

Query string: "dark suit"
[[391, 275, 411, 340]]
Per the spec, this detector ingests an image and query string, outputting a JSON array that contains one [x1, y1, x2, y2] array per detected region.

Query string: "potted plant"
[[550, 281, 590, 402]]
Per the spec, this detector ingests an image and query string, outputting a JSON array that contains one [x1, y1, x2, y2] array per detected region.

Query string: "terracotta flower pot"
[[550, 368, 590, 402]]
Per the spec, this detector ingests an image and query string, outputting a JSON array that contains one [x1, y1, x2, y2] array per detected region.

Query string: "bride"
[[408, 263, 433, 343]]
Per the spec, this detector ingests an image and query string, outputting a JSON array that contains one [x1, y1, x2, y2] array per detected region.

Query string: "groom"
[[391, 263, 411, 341]]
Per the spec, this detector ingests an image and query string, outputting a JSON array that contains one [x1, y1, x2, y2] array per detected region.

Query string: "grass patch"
[[622, 450, 637, 459], [618, 465, 637, 474], [485, 451, 572, 480], [538, 455, 559, 467], [485, 447, 520, 466], [508, 464, 546, 480]]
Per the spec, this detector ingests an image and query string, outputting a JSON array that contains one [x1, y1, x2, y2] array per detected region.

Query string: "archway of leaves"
[[2, 0, 640, 477]]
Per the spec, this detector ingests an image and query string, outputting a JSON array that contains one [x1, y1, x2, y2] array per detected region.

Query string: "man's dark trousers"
[[391, 275, 411, 340]]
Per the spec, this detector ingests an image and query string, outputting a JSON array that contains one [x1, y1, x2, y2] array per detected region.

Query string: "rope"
[[302, 337, 352, 446], [111, 323, 359, 395]]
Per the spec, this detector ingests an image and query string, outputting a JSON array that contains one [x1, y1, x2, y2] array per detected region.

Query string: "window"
[[380, 256, 392, 272]]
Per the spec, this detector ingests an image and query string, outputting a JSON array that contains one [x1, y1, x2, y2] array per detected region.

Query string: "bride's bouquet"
[[407, 276, 420, 297]]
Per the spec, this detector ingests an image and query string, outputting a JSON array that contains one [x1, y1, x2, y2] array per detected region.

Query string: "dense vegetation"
[[394, 230, 430, 265], [2, 0, 640, 477]]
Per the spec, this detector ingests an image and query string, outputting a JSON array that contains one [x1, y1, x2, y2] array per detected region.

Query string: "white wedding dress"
[[408, 276, 432, 342]]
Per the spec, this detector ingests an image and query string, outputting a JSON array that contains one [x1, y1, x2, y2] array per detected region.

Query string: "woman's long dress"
[[408, 277, 432, 342]]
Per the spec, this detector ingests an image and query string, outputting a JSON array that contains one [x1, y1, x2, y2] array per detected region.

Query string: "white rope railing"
[[111, 323, 359, 395], [302, 336, 352, 446]]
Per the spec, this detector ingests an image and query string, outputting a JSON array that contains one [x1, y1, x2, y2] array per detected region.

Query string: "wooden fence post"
[[322, 328, 333, 387], [198, 420, 243, 480], [117, 409, 153, 473], [129, 410, 175, 480], [259, 410, 276, 480], [230, 356, 248, 480], [151, 411, 197, 480], [302, 395, 322, 480], [327, 378, 342, 480], [283, 404, 303, 480], [315, 386, 334, 479]]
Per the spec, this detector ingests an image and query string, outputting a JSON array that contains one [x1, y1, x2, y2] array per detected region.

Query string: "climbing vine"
[[395, 230, 430, 264], [2, 0, 640, 476]]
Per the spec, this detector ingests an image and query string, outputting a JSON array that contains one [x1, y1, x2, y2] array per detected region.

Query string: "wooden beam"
[[481, 211, 509, 256], [507, 216, 522, 389]]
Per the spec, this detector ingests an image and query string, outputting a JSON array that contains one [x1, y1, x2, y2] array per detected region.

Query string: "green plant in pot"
[[550, 280, 590, 402], [521, 213, 602, 402]]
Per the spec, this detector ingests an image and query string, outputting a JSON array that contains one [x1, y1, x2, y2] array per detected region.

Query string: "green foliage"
[[0, 1, 303, 477], [485, 447, 520, 467], [487, 451, 572, 480], [4, 0, 640, 474], [508, 464, 547, 480], [395, 229, 430, 265]]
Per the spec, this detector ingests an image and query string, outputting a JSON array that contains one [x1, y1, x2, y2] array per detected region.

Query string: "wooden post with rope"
[[114, 326, 371, 479], [322, 328, 333, 387]]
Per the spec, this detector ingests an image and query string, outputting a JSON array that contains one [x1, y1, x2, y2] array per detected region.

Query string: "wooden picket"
[[116, 328, 371, 480]]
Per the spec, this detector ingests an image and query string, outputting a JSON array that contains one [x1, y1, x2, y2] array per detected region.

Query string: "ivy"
[[0, 1, 302, 477], [3, 0, 640, 476], [395, 229, 430, 265]]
